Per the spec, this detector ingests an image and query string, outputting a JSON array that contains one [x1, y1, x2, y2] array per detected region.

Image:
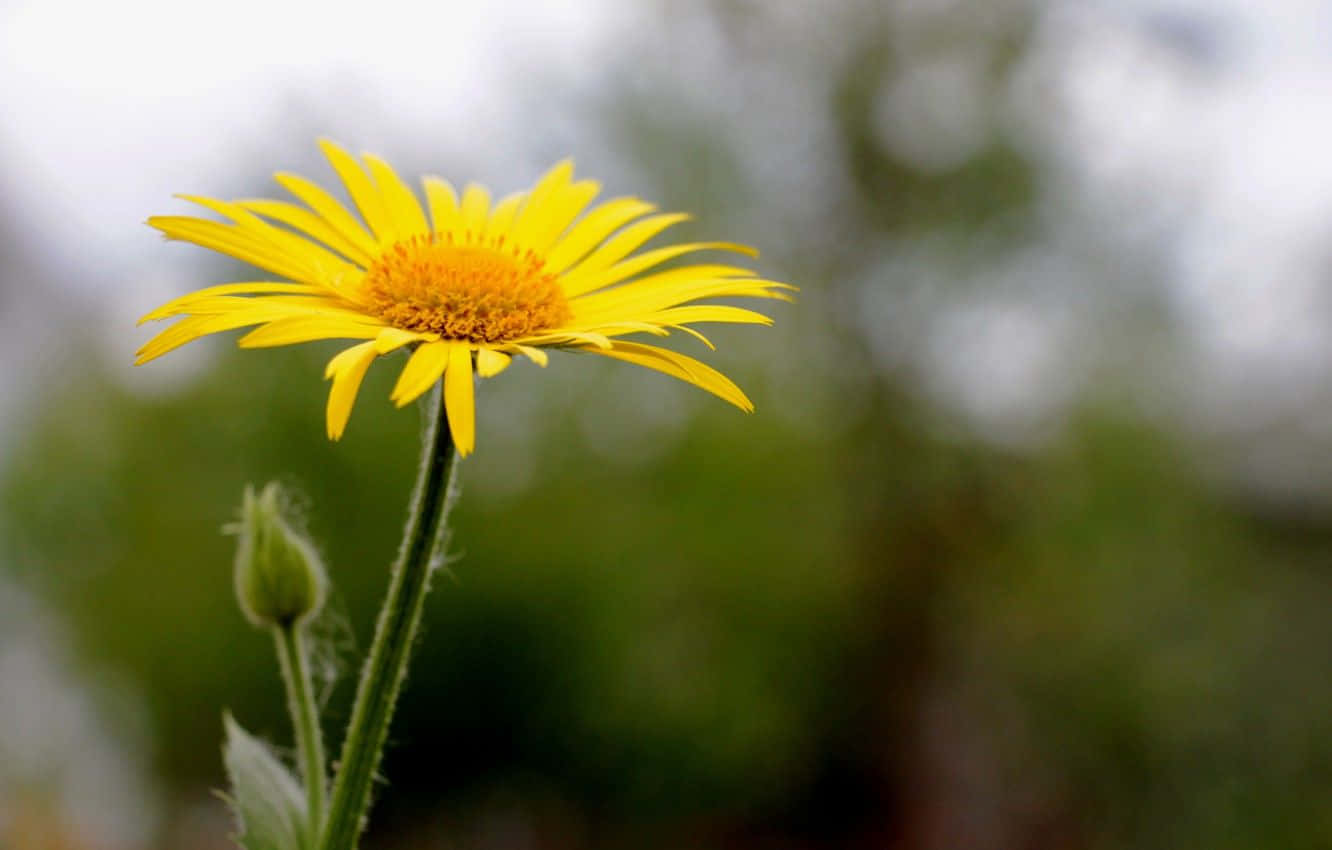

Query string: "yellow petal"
[[556, 213, 691, 294], [642, 305, 775, 327], [238, 316, 383, 348], [459, 183, 491, 236], [598, 321, 670, 335], [138, 282, 323, 323], [509, 159, 573, 246], [149, 216, 314, 284], [444, 343, 476, 456], [554, 320, 668, 339], [374, 326, 424, 354], [325, 339, 378, 378], [324, 341, 380, 440], [587, 263, 754, 287], [670, 324, 716, 350], [512, 344, 548, 367], [485, 193, 524, 238], [562, 241, 756, 299], [582, 340, 753, 411], [363, 153, 430, 237], [135, 309, 294, 364], [476, 348, 511, 377], [423, 176, 461, 233], [238, 198, 375, 266], [318, 139, 397, 244], [518, 330, 612, 349], [273, 172, 380, 258], [571, 277, 794, 323], [524, 179, 602, 254], [544, 198, 658, 274], [173, 294, 358, 316], [390, 340, 450, 406], [176, 195, 362, 285]]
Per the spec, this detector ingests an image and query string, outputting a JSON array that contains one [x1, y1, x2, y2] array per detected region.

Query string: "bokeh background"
[[3, 0, 1332, 847]]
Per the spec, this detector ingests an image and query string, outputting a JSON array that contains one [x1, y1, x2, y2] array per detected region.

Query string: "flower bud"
[[232, 482, 327, 629]]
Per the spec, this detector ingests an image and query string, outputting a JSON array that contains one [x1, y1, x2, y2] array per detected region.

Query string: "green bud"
[[231, 482, 327, 629]]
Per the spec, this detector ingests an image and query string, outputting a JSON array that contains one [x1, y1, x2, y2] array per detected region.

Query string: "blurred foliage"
[[4, 1, 1332, 849]]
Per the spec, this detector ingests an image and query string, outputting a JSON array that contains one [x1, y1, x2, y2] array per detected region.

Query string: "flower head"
[[137, 141, 793, 454]]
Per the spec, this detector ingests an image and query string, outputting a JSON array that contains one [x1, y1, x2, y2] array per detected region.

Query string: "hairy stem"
[[321, 384, 459, 850], [274, 622, 326, 842]]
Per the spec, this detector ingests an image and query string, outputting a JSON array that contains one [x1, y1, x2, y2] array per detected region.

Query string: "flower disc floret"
[[362, 233, 572, 343]]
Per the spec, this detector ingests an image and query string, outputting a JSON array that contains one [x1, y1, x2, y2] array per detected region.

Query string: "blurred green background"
[[3, 1, 1332, 848]]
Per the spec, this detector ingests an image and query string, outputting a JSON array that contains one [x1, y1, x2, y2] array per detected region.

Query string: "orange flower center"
[[361, 233, 572, 343]]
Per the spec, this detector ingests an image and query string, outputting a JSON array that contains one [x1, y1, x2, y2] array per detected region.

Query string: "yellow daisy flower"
[[136, 140, 793, 455]]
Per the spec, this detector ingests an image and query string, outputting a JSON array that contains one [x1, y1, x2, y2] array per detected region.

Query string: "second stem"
[[274, 622, 326, 838]]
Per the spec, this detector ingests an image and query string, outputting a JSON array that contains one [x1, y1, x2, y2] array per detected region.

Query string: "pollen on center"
[[361, 233, 572, 343]]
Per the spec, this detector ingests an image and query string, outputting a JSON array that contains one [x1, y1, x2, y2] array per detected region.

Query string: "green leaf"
[[222, 712, 309, 850]]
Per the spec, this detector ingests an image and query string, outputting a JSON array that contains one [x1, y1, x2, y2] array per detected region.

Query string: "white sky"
[[0, 0, 623, 287]]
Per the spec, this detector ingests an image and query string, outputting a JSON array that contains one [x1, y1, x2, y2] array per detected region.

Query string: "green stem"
[[274, 622, 327, 841], [321, 384, 459, 850]]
